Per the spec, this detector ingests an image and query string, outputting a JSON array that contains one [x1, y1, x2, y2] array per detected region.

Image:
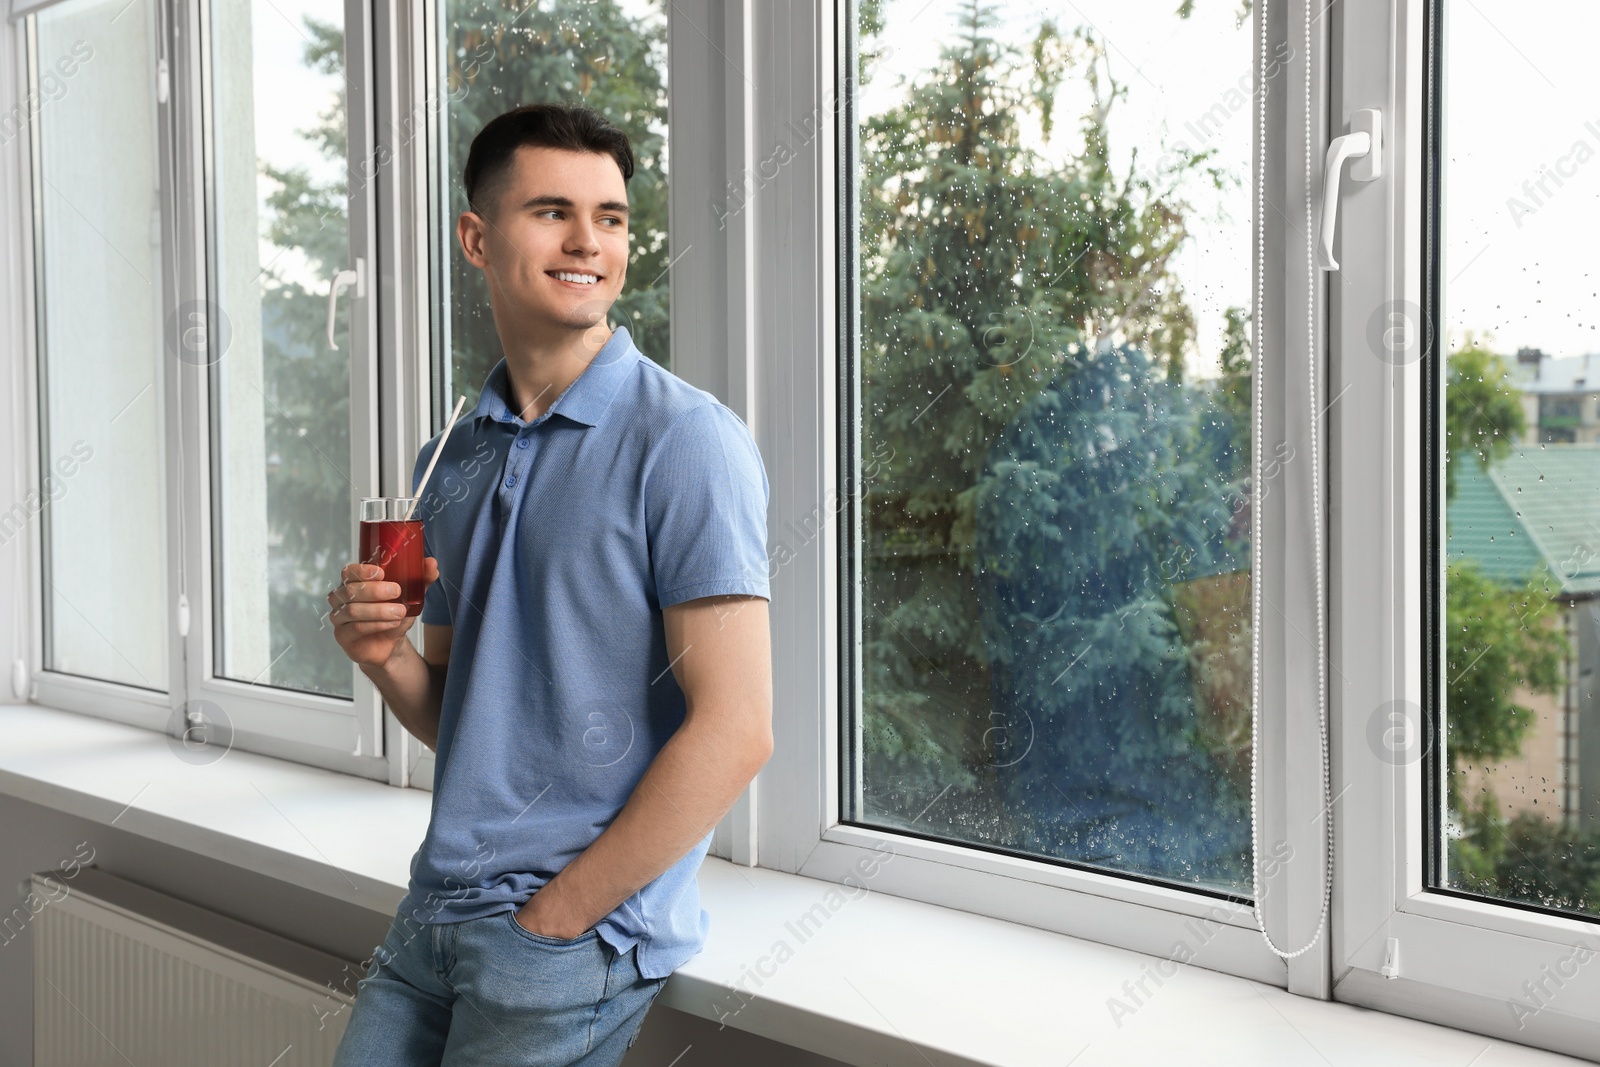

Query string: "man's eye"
[[538, 210, 562, 220]]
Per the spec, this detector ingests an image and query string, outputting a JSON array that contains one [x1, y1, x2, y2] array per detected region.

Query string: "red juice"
[[360, 519, 425, 616]]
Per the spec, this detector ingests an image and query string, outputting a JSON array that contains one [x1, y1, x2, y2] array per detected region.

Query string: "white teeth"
[[554, 271, 598, 285]]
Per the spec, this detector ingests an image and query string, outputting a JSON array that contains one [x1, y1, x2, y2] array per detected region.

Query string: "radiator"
[[31, 866, 360, 1067]]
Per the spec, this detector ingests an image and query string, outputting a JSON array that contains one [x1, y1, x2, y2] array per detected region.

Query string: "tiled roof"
[[1447, 444, 1600, 595]]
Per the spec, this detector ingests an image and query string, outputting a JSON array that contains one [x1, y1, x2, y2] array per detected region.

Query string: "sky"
[[1441, 0, 1600, 361]]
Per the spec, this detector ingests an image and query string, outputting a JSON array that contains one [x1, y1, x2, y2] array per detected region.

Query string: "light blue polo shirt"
[[393, 326, 770, 979]]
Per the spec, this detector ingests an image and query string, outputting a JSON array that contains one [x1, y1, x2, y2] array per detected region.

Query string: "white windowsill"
[[0, 702, 1586, 1067]]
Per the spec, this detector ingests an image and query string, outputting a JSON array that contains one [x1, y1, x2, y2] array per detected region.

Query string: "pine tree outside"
[[847, 0, 1257, 894]]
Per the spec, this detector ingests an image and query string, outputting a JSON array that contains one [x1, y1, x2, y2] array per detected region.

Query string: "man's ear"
[[457, 210, 489, 269]]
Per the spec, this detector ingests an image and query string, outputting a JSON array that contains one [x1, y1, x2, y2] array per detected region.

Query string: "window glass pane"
[[207, 0, 354, 698], [436, 0, 671, 412], [846, 0, 1257, 893], [32, 0, 168, 690], [1434, 0, 1600, 918]]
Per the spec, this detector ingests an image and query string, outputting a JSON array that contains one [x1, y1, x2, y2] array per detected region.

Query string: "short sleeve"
[[418, 526, 451, 625], [412, 439, 453, 626], [644, 402, 771, 608]]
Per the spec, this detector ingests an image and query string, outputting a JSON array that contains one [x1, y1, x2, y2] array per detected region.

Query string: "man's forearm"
[[525, 715, 770, 935], [360, 642, 446, 751]]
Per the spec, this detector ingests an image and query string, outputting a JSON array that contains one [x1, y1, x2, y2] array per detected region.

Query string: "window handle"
[[325, 258, 365, 350], [1317, 109, 1382, 271]]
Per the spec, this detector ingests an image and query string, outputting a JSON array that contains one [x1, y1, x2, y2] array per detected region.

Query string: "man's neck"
[[498, 321, 615, 423]]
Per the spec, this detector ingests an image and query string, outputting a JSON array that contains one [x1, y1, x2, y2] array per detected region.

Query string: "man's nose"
[[565, 218, 601, 256]]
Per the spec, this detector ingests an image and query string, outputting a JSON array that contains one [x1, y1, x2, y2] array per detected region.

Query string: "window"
[[751, 0, 1299, 984], [177, 0, 386, 764], [18, 0, 389, 767], [14, 0, 676, 777], [1333, 0, 1600, 1051], [29, 0, 169, 693], [844, 0, 1260, 896]]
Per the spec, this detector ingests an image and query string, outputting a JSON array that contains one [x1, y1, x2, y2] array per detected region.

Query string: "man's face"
[[458, 145, 629, 333]]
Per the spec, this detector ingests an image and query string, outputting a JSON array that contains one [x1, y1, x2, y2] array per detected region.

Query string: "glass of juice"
[[359, 497, 425, 617]]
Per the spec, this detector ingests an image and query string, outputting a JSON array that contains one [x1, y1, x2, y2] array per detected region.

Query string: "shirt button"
[[516, 438, 529, 449], [505, 475, 517, 488]]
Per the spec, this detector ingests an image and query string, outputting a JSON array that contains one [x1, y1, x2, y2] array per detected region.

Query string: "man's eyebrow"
[[521, 194, 630, 215]]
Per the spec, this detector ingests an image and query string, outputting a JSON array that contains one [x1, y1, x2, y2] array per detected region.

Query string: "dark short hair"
[[462, 103, 635, 217]]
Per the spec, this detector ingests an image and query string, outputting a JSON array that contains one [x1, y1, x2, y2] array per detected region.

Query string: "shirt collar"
[[470, 326, 639, 429]]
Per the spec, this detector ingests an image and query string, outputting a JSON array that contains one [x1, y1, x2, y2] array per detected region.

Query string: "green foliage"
[[860, 0, 1200, 564], [855, 0, 1250, 882], [857, 0, 888, 81], [974, 344, 1250, 879], [1215, 305, 1252, 459], [1175, 0, 1253, 22], [1445, 561, 1566, 765], [443, 0, 671, 397], [1451, 792, 1600, 915], [1444, 345, 1525, 502], [1447, 791, 1503, 890], [1443, 560, 1566, 809]]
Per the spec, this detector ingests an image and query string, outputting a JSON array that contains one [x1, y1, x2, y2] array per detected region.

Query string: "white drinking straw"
[[403, 395, 469, 521]]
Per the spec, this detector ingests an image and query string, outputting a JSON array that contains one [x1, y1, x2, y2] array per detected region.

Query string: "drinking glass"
[[359, 498, 425, 617]]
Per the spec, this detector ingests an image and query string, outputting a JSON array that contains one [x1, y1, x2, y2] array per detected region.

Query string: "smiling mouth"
[[547, 270, 602, 286]]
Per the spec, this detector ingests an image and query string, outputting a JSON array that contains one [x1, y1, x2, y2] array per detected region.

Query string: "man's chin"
[[503, 295, 618, 340], [550, 300, 614, 332]]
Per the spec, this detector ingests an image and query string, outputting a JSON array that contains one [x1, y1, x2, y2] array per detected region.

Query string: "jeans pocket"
[[504, 909, 599, 947]]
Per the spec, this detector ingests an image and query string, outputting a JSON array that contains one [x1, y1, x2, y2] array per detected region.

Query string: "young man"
[[326, 104, 773, 1066]]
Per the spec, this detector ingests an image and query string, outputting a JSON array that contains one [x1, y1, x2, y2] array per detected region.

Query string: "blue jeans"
[[332, 908, 668, 1066]]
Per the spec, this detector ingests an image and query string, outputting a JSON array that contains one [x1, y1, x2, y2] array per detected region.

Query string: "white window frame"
[[735, 0, 1335, 995], [666, 0, 760, 862], [4, 0, 423, 785], [14, 0, 183, 731], [380, 0, 436, 790], [174, 0, 388, 772], [1330, 0, 1600, 1055]]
